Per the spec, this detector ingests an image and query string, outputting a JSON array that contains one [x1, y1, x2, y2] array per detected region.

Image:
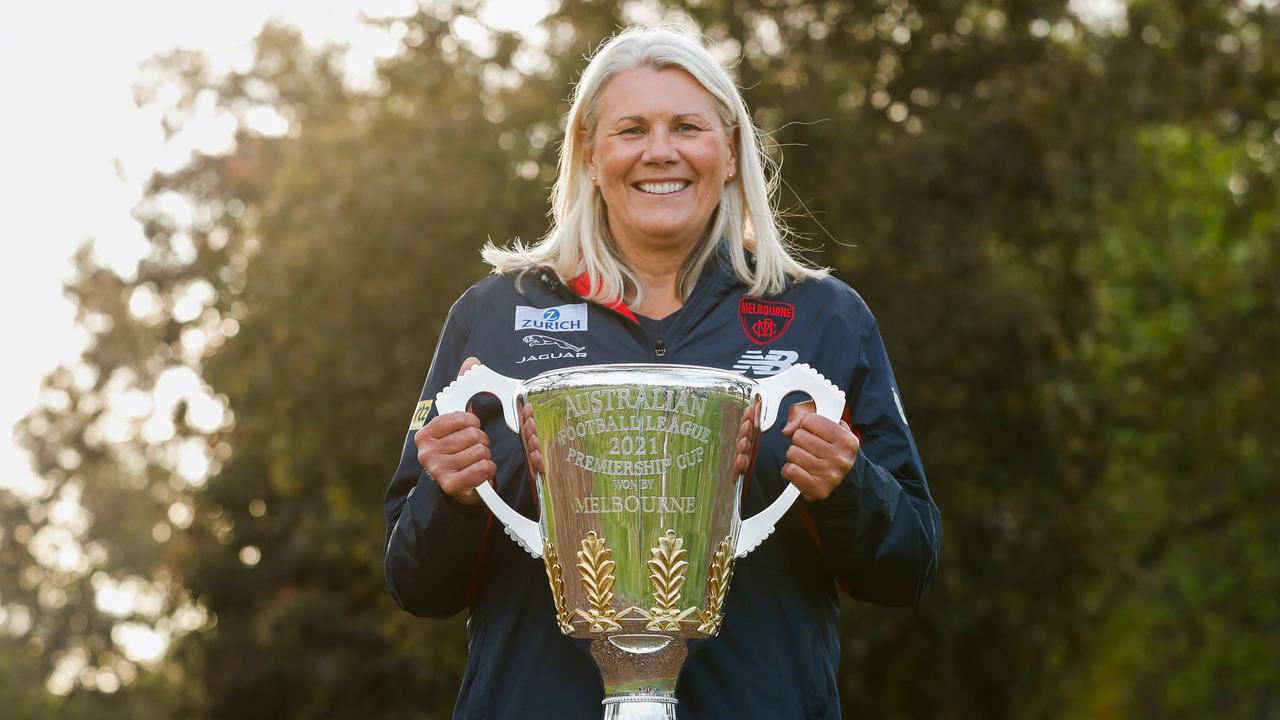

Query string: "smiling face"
[[586, 67, 738, 260]]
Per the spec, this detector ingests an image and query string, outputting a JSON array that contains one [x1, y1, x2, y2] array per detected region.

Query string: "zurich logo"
[[515, 303, 587, 332]]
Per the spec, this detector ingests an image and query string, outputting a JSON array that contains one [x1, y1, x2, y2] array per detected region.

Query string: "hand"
[[733, 398, 761, 478], [519, 401, 544, 476], [780, 401, 860, 502], [414, 358, 495, 506]]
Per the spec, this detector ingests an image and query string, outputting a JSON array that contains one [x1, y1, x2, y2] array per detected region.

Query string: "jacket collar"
[[565, 240, 745, 323], [568, 273, 637, 322]]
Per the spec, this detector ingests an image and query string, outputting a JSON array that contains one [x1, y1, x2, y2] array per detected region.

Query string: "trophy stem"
[[591, 637, 685, 720], [602, 694, 678, 720]]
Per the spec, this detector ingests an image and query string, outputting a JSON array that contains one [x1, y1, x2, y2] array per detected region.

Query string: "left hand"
[[781, 401, 861, 501]]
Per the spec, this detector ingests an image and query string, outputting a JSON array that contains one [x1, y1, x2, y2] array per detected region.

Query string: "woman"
[[384, 24, 940, 719]]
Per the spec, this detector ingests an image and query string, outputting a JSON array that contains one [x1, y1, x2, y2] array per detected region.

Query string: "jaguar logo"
[[523, 335, 585, 352], [517, 335, 588, 365]]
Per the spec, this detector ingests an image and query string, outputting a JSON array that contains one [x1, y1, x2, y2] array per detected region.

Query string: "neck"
[[614, 234, 693, 320]]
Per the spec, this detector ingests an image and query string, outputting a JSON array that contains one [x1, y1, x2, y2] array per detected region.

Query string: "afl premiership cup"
[[435, 363, 844, 720]]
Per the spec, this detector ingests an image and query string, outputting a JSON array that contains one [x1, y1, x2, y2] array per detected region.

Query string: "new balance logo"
[[732, 350, 799, 377]]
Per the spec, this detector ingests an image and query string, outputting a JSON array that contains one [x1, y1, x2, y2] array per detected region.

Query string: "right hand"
[[733, 398, 761, 478], [414, 358, 495, 507]]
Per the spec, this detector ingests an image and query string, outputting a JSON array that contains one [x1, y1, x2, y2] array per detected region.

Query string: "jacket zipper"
[[654, 340, 666, 360]]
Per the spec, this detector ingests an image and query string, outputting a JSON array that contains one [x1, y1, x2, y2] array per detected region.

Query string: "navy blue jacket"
[[383, 250, 941, 719]]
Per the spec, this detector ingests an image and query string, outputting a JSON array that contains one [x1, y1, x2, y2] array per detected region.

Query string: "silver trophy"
[[436, 363, 844, 719]]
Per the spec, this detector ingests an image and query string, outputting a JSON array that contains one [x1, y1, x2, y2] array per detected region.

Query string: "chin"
[[643, 231, 706, 252], [634, 214, 700, 237]]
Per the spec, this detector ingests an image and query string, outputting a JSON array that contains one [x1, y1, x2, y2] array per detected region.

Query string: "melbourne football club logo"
[[732, 349, 799, 377], [517, 334, 588, 365], [738, 297, 795, 345]]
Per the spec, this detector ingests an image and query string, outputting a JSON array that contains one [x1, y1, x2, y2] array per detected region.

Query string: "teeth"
[[637, 181, 689, 195]]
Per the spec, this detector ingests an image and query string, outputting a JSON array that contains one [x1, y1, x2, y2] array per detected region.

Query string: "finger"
[[780, 461, 818, 494], [842, 421, 861, 454], [419, 437, 489, 473], [785, 443, 829, 475], [790, 428, 857, 470], [521, 413, 540, 443], [458, 356, 481, 378], [438, 459, 497, 496], [796, 419, 860, 458], [782, 400, 817, 435], [438, 443, 493, 473], [788, 426, 840, 456], [422, 411, 483, 440], [792, 412, 847, 443], [781, 461, 837, 502], [430, 425, 491, 455]]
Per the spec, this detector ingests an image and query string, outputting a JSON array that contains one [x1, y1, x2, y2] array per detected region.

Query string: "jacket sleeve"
[[804, 310, 942, 606], [383, 290, 489, 619]]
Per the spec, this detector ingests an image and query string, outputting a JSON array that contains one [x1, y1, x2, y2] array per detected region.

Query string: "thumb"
[[458, 356, 481, 378], [782, 400, 816, 436]]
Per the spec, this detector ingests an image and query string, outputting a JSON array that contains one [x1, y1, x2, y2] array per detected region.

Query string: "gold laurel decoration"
[[574, 531, 622, 632], [697, 535, 736, 635], [644, 529, 695, 631], [541, 538, 574, 635]]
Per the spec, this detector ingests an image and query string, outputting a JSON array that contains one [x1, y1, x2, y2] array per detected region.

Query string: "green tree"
[[1070, 126, 1279, 717], [5, 1, 1278, 717]]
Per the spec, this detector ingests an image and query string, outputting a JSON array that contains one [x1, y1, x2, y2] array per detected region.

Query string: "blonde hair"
[[482, 22, 826, 306]]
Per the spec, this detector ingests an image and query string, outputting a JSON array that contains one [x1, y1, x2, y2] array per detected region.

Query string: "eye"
[[676, 122, 701, 133], [618, 126, 645, 136]]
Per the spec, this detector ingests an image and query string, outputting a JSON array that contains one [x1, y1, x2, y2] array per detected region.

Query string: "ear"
[[728, 125, 740, 178], [579, 128, 597, 179]]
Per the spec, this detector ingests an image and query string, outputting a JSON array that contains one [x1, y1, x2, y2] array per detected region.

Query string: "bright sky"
[[0, 1, 551, 501], [0, 0, 550, 692]]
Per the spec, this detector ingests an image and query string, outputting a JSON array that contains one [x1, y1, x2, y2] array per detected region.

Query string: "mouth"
[[633, 180, 691, 195]]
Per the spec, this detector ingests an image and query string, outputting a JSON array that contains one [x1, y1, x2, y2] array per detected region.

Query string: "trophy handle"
[[435, 364, 521, 433], [736, 364, 846, 558], [434, 364, 543, 558]]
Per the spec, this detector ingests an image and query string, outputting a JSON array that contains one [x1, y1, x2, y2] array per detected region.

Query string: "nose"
[[641, 128, 678, 165]]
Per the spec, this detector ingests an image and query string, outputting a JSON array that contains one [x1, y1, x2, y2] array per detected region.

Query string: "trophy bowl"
[[436, 363, 843, 719]]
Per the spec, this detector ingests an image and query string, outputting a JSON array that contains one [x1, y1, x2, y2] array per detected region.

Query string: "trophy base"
[[602, 694, 677, 720]]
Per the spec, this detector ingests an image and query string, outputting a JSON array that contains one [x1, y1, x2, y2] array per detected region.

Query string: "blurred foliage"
[[3, 0, 1278, 717]]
